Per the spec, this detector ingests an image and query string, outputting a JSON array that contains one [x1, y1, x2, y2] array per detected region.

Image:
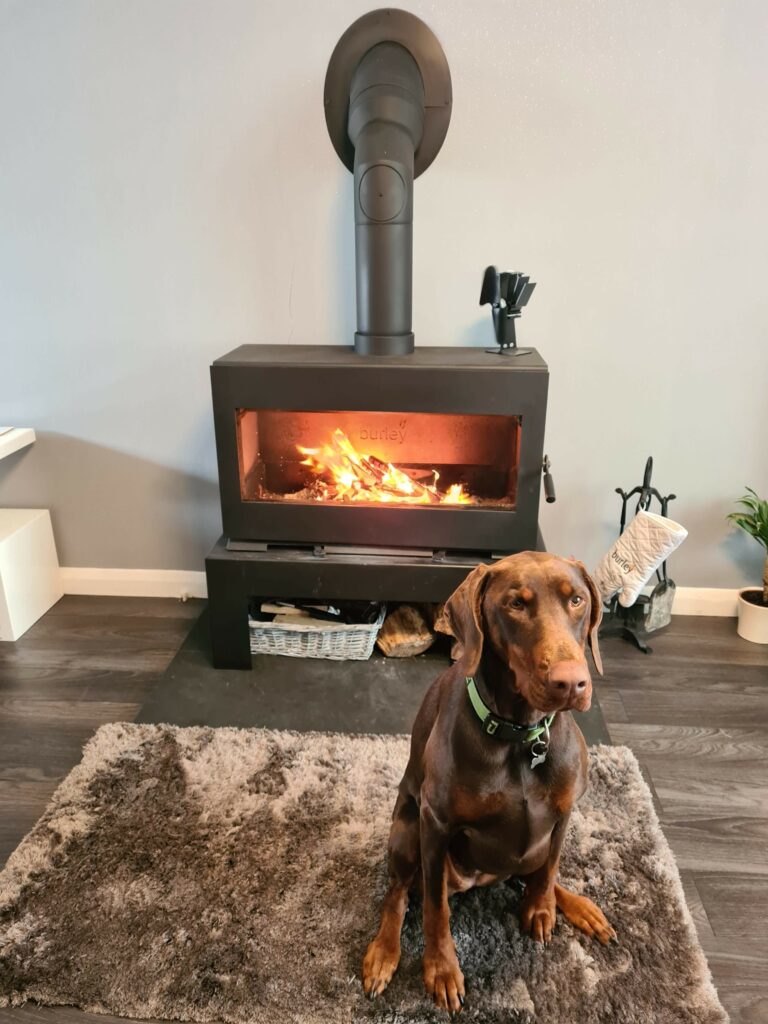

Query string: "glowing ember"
[[297, 428, 473, 505]]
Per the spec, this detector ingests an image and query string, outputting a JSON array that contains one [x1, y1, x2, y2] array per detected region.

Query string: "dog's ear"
[[435, 564, 490, 675], [572, 561, 604, 676]]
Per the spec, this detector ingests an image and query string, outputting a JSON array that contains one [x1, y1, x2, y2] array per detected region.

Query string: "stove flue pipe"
[[324, 9, 452, 357], [348, 44, 424, 356]]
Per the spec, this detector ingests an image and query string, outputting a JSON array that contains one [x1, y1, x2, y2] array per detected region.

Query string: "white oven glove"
[[593, 510, 688, 607]]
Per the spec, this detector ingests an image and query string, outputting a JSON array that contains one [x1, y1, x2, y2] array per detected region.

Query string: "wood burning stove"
[[204, 10, 552, 667], [206, 345, 550, 667], [211, 344, 547, 553]]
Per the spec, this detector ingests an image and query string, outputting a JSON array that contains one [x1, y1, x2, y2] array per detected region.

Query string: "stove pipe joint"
[[348, 43, 424, 356]]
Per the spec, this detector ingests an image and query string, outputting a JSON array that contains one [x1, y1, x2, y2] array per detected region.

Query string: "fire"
[[297, 428, 473, 505]]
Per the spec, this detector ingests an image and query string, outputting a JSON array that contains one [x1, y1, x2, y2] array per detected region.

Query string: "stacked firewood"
[[376, 603, 446, 657]]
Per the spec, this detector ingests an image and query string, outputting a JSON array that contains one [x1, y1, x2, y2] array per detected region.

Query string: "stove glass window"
[[235, 410, 520, 509]]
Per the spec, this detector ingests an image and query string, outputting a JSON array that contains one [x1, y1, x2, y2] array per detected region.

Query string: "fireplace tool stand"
[[599, 457, 677, 654]]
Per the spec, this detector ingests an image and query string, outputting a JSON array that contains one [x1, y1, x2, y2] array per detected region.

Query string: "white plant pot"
[[737, 588, 768, 645]]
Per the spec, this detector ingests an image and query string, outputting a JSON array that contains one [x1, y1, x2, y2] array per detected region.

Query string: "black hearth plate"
[[136, 608, 612, 746]]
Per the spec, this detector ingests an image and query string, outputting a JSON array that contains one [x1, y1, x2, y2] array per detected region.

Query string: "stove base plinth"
[[204, 532, 545, 669]]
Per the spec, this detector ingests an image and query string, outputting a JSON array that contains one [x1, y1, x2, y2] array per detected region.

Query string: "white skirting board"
[[60, 567, 208, 600], [670, 587, 739, 616], [58, 567, 741, 616]]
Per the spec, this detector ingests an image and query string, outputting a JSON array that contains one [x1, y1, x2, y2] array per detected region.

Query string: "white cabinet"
[[0, 430, 63, 639], [0, 509, 63, 641]]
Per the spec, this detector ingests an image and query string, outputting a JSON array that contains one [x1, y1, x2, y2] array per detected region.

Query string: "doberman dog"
[[362, 552, 617, 1014]]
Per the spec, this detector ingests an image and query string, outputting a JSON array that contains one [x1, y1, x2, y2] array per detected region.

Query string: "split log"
[[272, 612, 317, 624], [363, 454, 441, 504], [376, 604, 436, 658], [261, 603, 312, 617]]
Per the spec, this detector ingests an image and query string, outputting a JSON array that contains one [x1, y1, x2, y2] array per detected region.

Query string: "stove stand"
[[205, 531, 545, 669]]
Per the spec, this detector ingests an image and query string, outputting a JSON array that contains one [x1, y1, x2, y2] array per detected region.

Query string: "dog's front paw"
[[521, 887, 557, 943], [423, 947, 465, 1014], [555, 886, 617, 945], [362, 935, 401, 1000]]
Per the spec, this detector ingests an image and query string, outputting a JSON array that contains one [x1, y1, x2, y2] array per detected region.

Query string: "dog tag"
[[530, 739, 548, 769]]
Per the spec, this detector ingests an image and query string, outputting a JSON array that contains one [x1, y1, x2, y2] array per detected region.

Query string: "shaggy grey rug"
[[0, 724, 727, 1024]]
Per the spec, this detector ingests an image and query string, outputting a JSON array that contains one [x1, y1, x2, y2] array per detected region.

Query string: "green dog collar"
[[465, 676, 556, 744]]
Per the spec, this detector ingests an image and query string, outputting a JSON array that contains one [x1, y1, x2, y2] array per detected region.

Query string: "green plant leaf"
[[727, 488, 768, 548]]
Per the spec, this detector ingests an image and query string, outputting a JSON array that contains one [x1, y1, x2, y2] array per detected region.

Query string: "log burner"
[[205, 10, 551, 668]]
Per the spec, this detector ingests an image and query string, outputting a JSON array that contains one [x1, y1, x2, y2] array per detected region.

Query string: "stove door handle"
[[542, 455, 556, 504]]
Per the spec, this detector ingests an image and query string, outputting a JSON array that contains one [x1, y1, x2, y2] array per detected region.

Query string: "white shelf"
[[0, 428, 36, 461]]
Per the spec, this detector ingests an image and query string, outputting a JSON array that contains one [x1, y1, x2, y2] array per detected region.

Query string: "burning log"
[[362, 453, 441, 504], [359, 454, 387, 484], [297, 427, 472, 506]]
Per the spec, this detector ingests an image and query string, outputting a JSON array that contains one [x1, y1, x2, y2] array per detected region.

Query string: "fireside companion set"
[[204, 9, 685, 669]]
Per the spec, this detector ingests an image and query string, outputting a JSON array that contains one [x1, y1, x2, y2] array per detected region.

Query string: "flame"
[[296, 428, 473, 505]]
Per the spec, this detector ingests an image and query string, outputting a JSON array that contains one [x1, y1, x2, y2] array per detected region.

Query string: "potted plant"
[[727, 488, 768, 644]]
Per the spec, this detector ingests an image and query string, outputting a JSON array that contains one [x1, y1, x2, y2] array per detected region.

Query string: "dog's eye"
[[509, 597, 525, 611], [570, 595, 584, 607]]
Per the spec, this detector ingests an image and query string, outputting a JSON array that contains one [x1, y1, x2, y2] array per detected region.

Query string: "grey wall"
[[1, 0, 766, 585]]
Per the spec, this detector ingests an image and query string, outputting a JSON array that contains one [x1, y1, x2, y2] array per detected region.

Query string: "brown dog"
[[362, 551, 616, 1014]]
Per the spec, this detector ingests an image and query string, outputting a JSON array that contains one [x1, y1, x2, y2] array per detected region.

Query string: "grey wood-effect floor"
[[600, 615, 768, 1024], [1, 597, 766, 1024]]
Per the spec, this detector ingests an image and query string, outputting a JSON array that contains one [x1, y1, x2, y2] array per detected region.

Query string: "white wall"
[[1, 0, 766, 586]]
